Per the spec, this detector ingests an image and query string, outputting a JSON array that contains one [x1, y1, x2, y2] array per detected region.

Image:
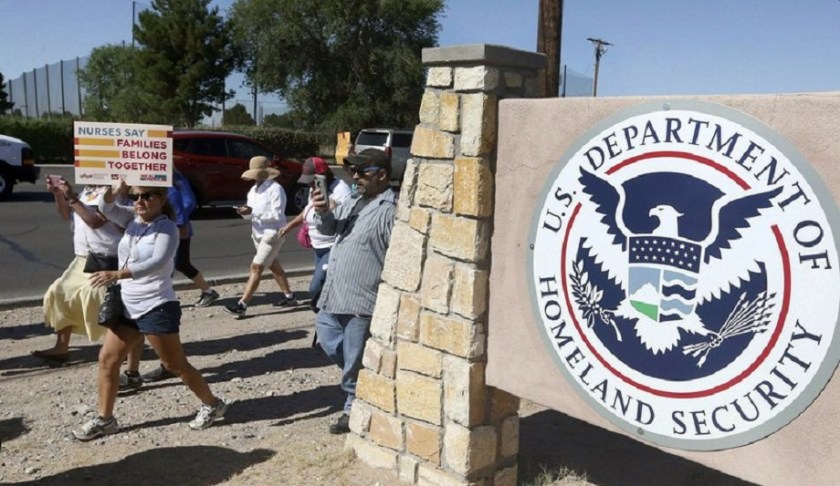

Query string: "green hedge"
[[0, 117, 75, 164], [0, 118, 334, 164], [218, 125, 332, 160]]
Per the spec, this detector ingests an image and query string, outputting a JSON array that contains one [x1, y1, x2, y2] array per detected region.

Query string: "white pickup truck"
[[352, 128, 413, 187], [0, 134, 39, 200]]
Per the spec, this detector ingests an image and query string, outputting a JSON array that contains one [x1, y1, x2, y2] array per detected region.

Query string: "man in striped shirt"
[[312, 149, 397, 434]]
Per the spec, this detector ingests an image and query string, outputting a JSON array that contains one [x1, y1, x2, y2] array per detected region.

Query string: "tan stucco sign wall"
[[488, 93, 840, 485]]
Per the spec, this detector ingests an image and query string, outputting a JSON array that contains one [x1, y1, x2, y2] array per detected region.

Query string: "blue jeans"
[[315, 311, 371, 413], [309, 247, 331, 308]]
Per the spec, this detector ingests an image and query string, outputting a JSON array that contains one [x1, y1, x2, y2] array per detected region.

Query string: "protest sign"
[[74, 121, 173, 187]]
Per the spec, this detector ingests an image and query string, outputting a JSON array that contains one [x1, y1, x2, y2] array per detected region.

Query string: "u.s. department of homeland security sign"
[[529, 100, 840, 451]]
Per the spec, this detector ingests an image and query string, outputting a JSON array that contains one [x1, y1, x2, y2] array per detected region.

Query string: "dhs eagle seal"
[[529, 100, 840, 451]]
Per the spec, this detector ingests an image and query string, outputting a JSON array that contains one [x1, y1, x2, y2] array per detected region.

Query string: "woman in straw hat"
[[224, 156, 297, 318]]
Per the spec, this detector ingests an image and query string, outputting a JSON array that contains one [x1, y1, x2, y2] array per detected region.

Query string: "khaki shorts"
[[252, 233, 285, 266]]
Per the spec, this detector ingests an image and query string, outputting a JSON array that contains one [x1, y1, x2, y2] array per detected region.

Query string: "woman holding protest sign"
[[32, 177, 124, 365]]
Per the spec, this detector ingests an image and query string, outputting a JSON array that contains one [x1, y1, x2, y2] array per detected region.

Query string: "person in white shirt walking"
[[224, 156, 297, 318]]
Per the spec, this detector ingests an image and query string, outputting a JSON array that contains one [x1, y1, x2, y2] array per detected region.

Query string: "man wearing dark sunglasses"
[[311, 148, 397, 434]]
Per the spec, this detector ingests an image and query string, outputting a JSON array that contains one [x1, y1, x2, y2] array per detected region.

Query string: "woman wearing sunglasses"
[[72, 181, 227, 441]]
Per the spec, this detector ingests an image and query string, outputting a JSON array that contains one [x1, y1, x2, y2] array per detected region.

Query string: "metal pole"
[[33, 69, 40, 118], [45, 64, 52, 119], [592, 50, 600, 97], [252, 83, 258, 126], [76, 57, 83, 117], [22, 72, 29, 117], [132, 1, 136, 47], [60, 60, 66, 116], [562, 64, 567, 97]]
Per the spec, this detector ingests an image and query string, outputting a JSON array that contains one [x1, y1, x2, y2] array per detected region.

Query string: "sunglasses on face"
[[128, 192, 157, 202], [345, 165, 381, 177]]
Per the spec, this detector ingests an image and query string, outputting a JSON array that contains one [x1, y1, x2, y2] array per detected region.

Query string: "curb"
[[0, 267, 314, 311]]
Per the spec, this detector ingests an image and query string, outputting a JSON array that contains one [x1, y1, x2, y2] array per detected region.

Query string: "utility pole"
[[537, 0, 564, 97], [587, 37, 613, 97]]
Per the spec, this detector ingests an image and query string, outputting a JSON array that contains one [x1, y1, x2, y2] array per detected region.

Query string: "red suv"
[[172, 130, 307, 214]]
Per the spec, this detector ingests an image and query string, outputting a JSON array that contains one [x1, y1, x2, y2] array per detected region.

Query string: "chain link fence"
[[5, 57, 88, 118], [4, 59, 593, 121], [561, 65, 594, 97]]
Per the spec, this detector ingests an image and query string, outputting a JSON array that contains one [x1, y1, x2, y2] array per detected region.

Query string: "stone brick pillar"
[[346, 44, 546, 485]]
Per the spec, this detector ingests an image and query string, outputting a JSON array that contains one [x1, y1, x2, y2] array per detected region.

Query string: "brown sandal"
[[31, 350, 69, 364]]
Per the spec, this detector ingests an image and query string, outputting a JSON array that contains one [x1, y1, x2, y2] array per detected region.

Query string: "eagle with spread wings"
[[574, 168, 782, 360]]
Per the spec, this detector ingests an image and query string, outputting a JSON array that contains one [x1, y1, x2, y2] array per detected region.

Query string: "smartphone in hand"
[[314, 174, 329, 199], [47, 175, 62, 187]]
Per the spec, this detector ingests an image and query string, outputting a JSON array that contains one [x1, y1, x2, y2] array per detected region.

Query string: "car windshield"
[[356, 132, 389, 146], [228, 139, 272, 159]]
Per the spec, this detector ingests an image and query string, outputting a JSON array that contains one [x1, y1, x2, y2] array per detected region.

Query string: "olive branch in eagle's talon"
[[570, 260, 622, 342]]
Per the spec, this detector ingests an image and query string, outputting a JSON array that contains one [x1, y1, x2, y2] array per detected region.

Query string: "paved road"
[[0, 166, 315, 304]]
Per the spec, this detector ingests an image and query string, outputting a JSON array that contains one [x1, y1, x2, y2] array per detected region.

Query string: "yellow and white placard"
[[74, 121, 173, 187]]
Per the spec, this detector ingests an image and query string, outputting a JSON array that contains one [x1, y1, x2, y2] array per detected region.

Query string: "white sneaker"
[[73, 416, 118, 441], [189, 399, 228, 430]]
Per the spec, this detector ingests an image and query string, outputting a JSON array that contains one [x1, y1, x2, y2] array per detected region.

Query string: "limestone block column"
[[347, 44, 546, 486]]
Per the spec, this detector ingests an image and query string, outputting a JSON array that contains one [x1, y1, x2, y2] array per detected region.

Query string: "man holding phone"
[[310, 149, 396, 434]]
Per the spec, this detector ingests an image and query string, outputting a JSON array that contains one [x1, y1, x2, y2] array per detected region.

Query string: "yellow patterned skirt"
[[43, 256, 108, 342]]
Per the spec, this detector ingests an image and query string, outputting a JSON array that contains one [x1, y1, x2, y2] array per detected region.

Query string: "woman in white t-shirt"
[[32, 179, 124, 364], [279, 157, 352, 311]]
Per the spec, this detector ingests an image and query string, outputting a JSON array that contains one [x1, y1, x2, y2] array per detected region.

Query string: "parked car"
[[0, 134, 39, 200], [172, 130, 307, 214], [351, 128, 413, 186]]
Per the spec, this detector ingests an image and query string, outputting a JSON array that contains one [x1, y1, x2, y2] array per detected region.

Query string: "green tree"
[[229, 0, 443, 133], [134, 0, 235, 126], [262, 112, 295, 128], [78, 45, 155, 122], [0, 72, 14, 116], [223, 103, 255, 125]]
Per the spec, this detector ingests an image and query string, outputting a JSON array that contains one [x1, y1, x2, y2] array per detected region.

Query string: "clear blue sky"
[[1, 0, 838, 102]]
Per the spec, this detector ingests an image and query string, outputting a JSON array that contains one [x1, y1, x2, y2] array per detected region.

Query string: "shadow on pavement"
[[227, 384, 342, 426], [201, 344, 332, 382], [2, 190, 54, 204], [0, 321, 52, 341], [124, 385, 341, 433], [518, 409, 758, 486], [0, 327, 313, 378], [191, 206, 241, 220], [0, 416, 29, 445], [182, 328, 310, 357], [12, 446, 275, 486]]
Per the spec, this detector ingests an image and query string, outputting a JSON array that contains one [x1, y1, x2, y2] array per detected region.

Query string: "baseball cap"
[[297, 157, 329, 184], [344, 149, 390, 173]]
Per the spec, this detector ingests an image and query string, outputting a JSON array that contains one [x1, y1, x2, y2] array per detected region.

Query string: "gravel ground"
[[0, 275, 755, 486], [0, 276, 403, 485]]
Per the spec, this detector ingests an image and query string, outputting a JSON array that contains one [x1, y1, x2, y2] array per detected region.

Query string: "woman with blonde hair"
[[73, 181, 227, 441]]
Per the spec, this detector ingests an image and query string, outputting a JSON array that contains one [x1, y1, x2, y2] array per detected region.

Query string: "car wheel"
[[0, 168, 13, 201], [286, 183, 309, 215]]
